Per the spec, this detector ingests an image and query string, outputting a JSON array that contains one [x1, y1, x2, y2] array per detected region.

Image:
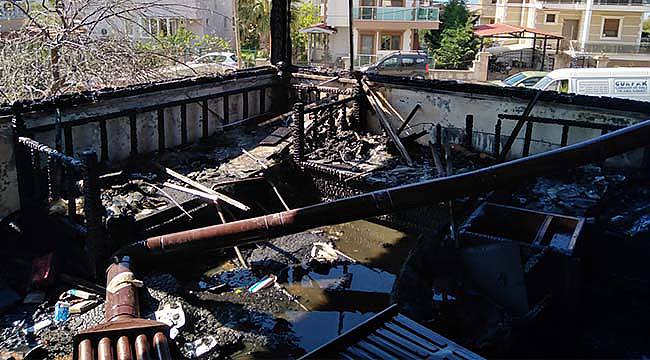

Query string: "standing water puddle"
[[278, 220, 419, 353]]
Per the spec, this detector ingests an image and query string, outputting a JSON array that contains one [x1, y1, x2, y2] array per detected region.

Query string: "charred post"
[[291, 102, 305, 164]]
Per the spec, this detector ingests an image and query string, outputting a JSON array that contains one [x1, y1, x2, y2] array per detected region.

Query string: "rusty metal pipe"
[[153, 332, 172, 360], [134, 119, 650, 256], [78, 339, 94, 360], [105, 256, 139, 322], [98, 337, 113, 360], [117, 335, 133, 360], [135, 334, 152, 360]]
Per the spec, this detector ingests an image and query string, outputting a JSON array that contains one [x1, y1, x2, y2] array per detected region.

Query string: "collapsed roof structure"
[[0, 1, 649, 359]]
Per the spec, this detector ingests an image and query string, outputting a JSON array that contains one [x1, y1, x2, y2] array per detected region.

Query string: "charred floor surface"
[[0, 70, 649, 359]]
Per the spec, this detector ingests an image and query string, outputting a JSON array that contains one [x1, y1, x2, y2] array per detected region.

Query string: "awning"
[[474, 23, 563, 39], [299, 23, 337, 34]]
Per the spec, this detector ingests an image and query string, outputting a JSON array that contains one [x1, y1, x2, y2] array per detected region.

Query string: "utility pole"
[[233, 0, 243, 68], [348, 0, 354, 73]]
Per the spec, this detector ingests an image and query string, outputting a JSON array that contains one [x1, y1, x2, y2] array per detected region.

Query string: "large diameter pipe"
[[139, 119, 650, 255], [105, 256, 139, 322]]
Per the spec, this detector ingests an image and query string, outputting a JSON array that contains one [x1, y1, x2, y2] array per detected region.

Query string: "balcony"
[[542, 0, 650, 7], [570, 40, 650, 54], [352, 6, 440, 22]]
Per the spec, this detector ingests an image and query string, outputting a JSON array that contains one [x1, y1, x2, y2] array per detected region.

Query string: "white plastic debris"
[[310, 242, 339, 263], [248, 275, 277, 294], [184, 336, 217, 358], [22, 319, 52, 334], [155, 302, 186, 339]]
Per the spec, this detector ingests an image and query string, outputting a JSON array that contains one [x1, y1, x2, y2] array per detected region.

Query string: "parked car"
[[491, 71, 547, 88], [161, 52, 239, 78], [188, 52, 239, 74], [533, 67, 650, 102], [360, 51, 429, 79]]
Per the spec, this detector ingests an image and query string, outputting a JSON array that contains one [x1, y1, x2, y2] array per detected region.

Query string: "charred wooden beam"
[[116, 119, 650, 258]]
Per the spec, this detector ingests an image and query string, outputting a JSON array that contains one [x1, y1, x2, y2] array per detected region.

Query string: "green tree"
[[433, 19, 480, 69], [643, 18, 650, 34], [420, 0, 480, 69], [237, 0, 271, 51], [290, 1, 320, 64]]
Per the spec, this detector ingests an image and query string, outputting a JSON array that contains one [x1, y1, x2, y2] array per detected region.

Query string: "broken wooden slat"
[[397, 103, 421, 136], [494, 119, 502, 155], [202, 100, 209, 138], [522, 121, 534, 157], [361, 82, 414, 166], [64, 126, 73, 156], [159, 166, 250, 211], [99, 120, 108, 163], [465, 114, 474, 149], [223, 95, 230, 125], [163, 182, 222, 202], [498, 90, 543, 161], [561, 125, 569, 147]]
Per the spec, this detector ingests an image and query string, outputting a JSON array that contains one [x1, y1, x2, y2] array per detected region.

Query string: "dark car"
[[360, 51, 429, 79]]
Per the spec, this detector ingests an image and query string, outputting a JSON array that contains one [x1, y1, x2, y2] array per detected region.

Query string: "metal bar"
[[129, 113, 138, 157], [222, 95, 230, 125], [494, 119, 502, 155], [105, 258, 140, 322], [132, 119, 650, 256], [260, 88, 266, 114], [397, 103, 421, 136], [522, 121, 534, 157], [180, 104, 188, 146], [202, 100, 209, 138], [64, 125, 73, 155], [303, 96, 354, 114], [243, 91, 249, 120], [157, 109, 165, 153], [498, 90, 543, 161], [465, 114, 474, 149], [561, 125, 569, 147], [348, 0, 354, 72], [100, 120, 108, 163], [498, 114, 624, 131], [81, 151, 104, 279], [291, 102, 305, 164], [25, 84, 270, 133]]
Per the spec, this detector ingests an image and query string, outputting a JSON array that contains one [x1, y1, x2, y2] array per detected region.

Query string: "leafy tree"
[[643, 18, 650, 35], [237, 0, 271, 51], [422, 0, 479, 68], [290, 1, 320, 64], [433, 19, 480, 69]]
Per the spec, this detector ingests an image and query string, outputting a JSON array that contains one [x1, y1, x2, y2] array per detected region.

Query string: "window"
[[383, 0, 404, 6], [601, 18, 621, 39], [521, 77, 542, 87], [401, 57, 415, 67], [146, 18, 185, 37], [544, 13, 557, 24], [380, 34, 401, 50], [381, 56, 399, 68]]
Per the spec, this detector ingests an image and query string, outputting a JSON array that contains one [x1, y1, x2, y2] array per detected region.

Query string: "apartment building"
[[474, 0, 650, 65], [305, 0, 440, 67], [92, 0, 235, 44]]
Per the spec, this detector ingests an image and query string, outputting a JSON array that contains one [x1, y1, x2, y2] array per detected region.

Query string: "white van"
[[533, 67, 650, 102]]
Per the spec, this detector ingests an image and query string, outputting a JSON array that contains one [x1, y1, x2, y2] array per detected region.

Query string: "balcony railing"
[[0, 2, 25, 20], [352, 6, 439, 22], [542, 0, 650, 6], [572, 40, 650, 54]]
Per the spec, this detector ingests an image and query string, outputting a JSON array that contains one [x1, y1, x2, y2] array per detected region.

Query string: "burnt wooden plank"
[[259, 127, 291, 146], [242, 91, 249, 119], [561, 125, 569, 147], [222, 95, 230, 125], [522, 121, 534, 157], [259, 88, 266, 114], [64, 126, 73, 156]]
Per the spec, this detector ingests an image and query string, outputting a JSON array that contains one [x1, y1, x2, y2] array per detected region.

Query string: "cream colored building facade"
[[473, 0, 650, 64], [308, 0, 440, 66]]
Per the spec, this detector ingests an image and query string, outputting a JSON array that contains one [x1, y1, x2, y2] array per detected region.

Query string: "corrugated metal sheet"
[[300, 305, 485, 360]]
